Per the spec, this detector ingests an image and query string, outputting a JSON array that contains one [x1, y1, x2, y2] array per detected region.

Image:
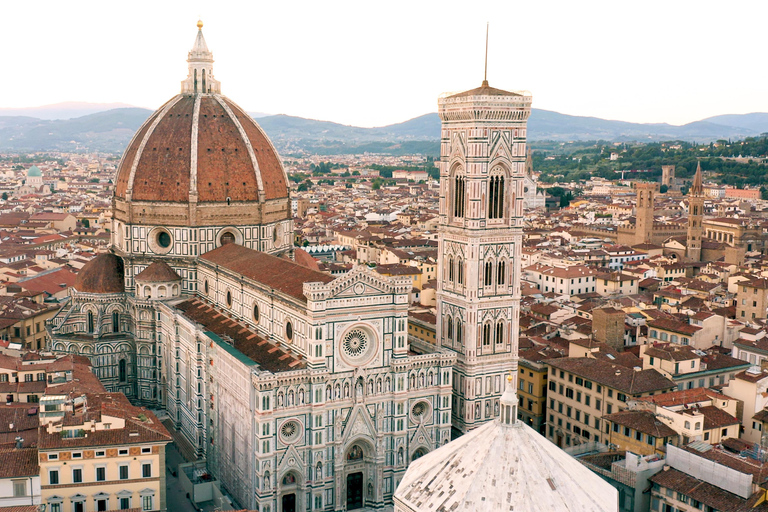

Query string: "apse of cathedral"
[[46, 23, 532, 512]]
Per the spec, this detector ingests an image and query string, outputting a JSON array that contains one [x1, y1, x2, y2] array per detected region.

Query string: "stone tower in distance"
[[634, 182, 657, 244], [436, 80, 531, 433], [687, 161, 704, 262]]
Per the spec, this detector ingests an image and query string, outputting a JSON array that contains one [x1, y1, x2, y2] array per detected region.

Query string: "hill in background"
[[1, 106, 767, 154]]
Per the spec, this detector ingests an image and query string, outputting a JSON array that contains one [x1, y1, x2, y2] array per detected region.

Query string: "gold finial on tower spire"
[[197, 19, 203, 30]]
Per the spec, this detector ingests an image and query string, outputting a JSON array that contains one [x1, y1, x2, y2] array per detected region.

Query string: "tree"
[[372, 178, 382, 190], [659, 184, 669, 194], [761, 187, 768, 200], [1, 192, 7, 200], [81, 219, 90, 228]]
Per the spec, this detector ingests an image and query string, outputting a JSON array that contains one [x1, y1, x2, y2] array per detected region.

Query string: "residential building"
[[38, 392, 171, 512], [545, 357, 676, 448]]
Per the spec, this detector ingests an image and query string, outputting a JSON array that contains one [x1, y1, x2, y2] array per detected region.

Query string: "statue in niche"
[[344, 382, 350, 398]]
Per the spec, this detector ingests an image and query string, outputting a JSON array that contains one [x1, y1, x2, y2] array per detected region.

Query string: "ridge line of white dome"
[[189, 94, 202, 196], [126, 96, 184, 195], [214, 95, 266, 202]]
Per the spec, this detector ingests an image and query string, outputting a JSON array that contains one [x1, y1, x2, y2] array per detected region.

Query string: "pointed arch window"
[[456, 319, 463, 345], [202, 69, 207, 93], [86, 311, 94, 334], [112, 311, 119, 333], [453, 175, 466, 218], [484, 261, 493, 287], [446, 316, 453, 342], [488, 175, 505, 219], [119, 359, 127, 383], [497, 261, 506, 285], [482, 324, 491, 347]]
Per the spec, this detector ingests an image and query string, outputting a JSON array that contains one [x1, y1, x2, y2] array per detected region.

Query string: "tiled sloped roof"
[[175, 298, 305, 373], [200, 243, 334, 303], [135, 261, 182, 283], [650, 467, 748, 512], [603, 410, 677, 438], [546, 357, 676, 395], [698, 406, 740, 430], [0, 447, 38, 478]]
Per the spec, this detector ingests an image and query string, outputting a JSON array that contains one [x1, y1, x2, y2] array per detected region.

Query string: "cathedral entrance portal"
[[347, 472, 363, 510], [281, 493, 296, 512]]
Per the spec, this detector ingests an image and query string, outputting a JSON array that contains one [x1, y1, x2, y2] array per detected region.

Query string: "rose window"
[[280, 420, 301, 443], [343, 329, 368, 358]]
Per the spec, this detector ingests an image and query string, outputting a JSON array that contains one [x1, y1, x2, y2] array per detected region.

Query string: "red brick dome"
[[75, 253, 125, 294], [114, 94, 288, 204]]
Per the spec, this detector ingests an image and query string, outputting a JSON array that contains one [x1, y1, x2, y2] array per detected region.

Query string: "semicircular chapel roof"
[[74, 253, 125, 294]]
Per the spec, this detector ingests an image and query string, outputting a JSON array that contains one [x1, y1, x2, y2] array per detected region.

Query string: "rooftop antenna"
[[482, 22, 489, 87]]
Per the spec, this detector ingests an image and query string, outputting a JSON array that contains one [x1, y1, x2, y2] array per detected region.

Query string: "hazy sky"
[[4, 0, 767, 127]]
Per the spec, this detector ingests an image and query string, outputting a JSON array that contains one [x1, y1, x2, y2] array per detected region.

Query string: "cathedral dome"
[[113, 95, 287, 204], [74, 254, 125, 294], [111, 23, 290, 229]]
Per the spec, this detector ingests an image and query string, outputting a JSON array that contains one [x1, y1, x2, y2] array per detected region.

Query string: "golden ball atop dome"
[[197, 19, 203, 29]]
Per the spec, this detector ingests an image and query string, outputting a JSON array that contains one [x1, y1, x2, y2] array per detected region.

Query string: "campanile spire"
[[181, 20, 221, 94]]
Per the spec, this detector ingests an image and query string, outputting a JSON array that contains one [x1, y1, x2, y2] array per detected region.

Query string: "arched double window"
[[497, 261, 506, 285], [488, 175, 505, 219], [446, 316, 453, 342], [457, 257, 464, 285], [484, 262, 493, 286], [482, 324, 491, 347], [86, 311, 94, 334], [448, 257, 454, 282], [453, 175, 466, 218], [112, 311, 119, 333], [456, 319, 463, 345], [496, 321, 504, 345]]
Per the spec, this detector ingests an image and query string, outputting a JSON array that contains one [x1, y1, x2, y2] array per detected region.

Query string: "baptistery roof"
[[113, 23, 288, 206]]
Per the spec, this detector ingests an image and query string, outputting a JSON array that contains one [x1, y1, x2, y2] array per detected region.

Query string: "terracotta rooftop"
[[0, 447, 38, 478], [115, 95, 288, 202], [135, 261, 182, 283], [175, 298, 306, 373], [74, 253, 125, 294], [547, 357, 676, 395], [603, 410, 677, 438], [38, 393, 171, 450], [200, 243, 334, 303]]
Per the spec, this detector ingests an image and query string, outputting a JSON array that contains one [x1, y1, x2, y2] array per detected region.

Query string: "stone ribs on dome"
[[175, 298, 305, 372], [114, 95, 288, 203]]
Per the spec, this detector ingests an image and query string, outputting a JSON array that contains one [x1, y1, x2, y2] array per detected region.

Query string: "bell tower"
[[435, 81, 531, 433], [687, 161, 704, 261]]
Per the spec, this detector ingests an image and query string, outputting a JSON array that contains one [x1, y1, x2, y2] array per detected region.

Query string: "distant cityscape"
[[5, 21, 768, 512]]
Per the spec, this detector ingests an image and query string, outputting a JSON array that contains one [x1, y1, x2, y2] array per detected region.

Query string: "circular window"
[[226, 291, 232, 307], [220, 232, 235, 245], [280, 420, 301, 443], [148, 228, 173, 255], [158, 231, 171, 248], [253, 303, 260, 323], [343, 329, 368, 358], [273, 227, 278, 243], [285, 321, 293, 342], [411, 401, 431, 423], [204, 280, 209, 294]]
